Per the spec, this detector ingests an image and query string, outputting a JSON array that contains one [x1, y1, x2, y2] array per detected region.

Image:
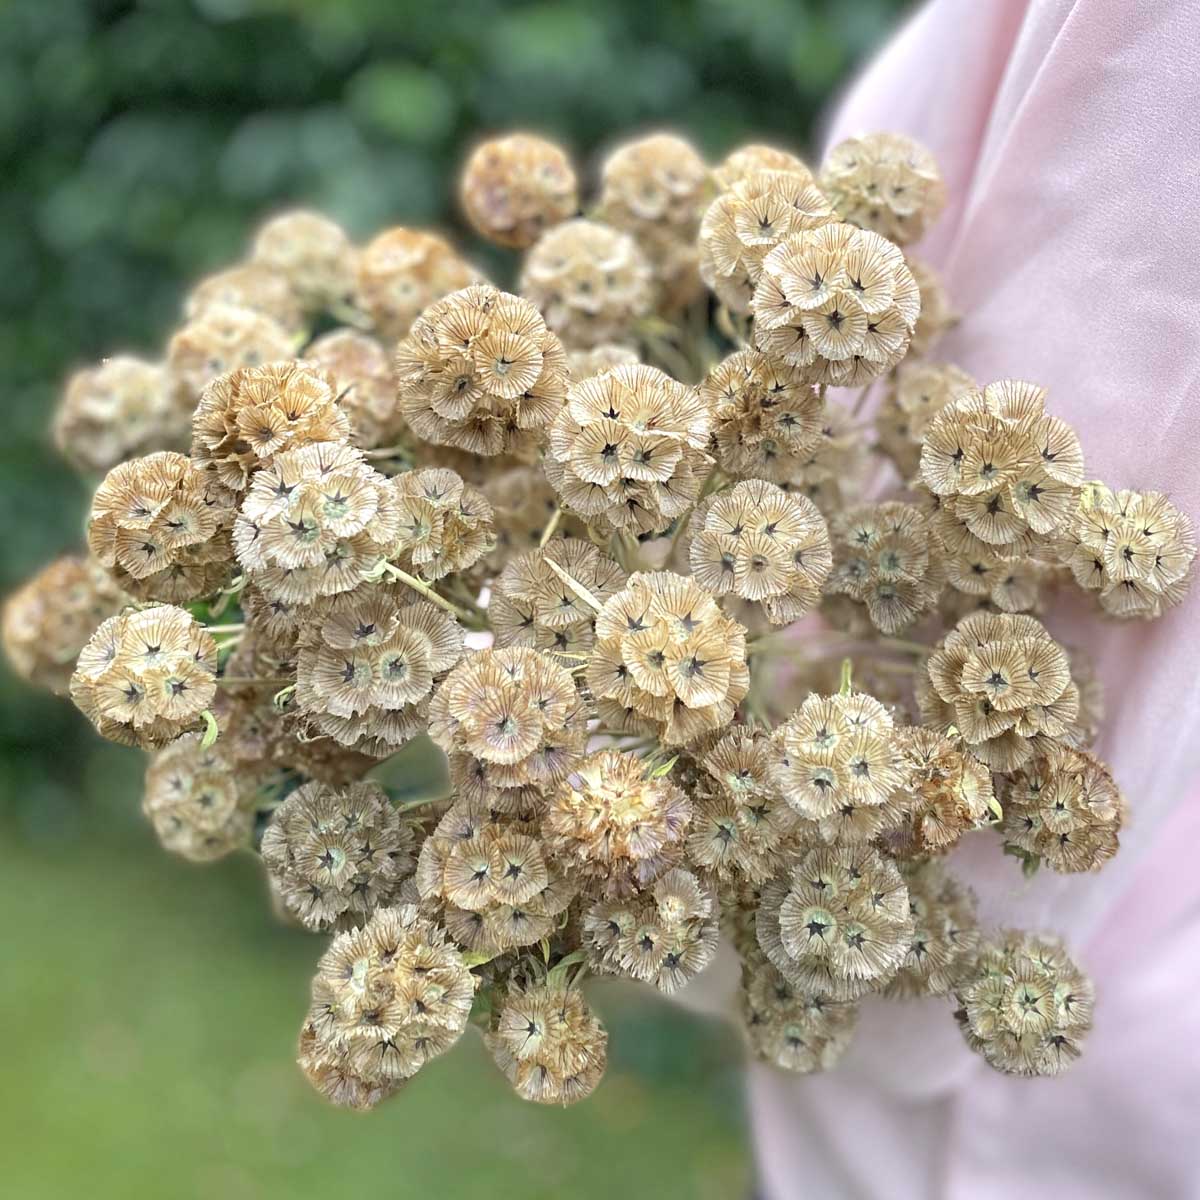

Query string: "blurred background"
[[0, 1, 911, 1195]]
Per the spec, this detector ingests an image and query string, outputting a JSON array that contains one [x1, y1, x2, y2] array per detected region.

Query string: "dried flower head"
[[886, 861, 978, 998], [545, 364, 712, 536], [395, 284, 569, 457], [166, 302, 294, 414], [70, 605, 217, 748], [490, 538, 626, 656], [699, 168, 836, 312], [305, 329, 402, 451], [2, 555, 126, 695], [486, 973, 607, 1105], [415, 801, 576, 954], [294, 591, 464, 757], [905, 256, 957, 356], [251, 209, 358, 312], [1066, 482, 1196, 619], [690, 479, 832, 624], [740, 948, 859, 1073], [1000, 744, 1124, 873], [714, 144, 810, 190], [919, 380, 1084, 556], [54, 356, 186, 474], [883, 727, 994, 859], [686, 729, 802, 883], [355, 227, 482, 341], [87, 452, 236, 603], [771, 691, 905, 844], [429, 646, 587, 794], [752, 223, 920, 386], [757, 843, 913, 999], [481, 465, 583, 574], [703, 349, 825, 482], [597, 132, 710, 309], [954, 930, 1093, 1076], [301, 904, 474, 1102], [460, 133, 578, 249], [819, 132, 945, 245], [390, 467, 495, 582], [875, 362, 976, 478], [567, 344, 640, 382], [586, 571, 749, 744], [234, 442, 398, 604], [184, 263, 304, 335], [192, 361, 351, 493], [825, 501, 945, 633], [545, 750, 692, 898], [582, 866, 719, 992], [519, 219, 654, 349], [261, 780, 416, 931], [921, 611, 1079, 771], [143, 734, 254, 862]]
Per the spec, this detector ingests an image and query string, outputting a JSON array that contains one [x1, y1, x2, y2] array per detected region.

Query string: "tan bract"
[[905, 256, 957, 356], [460, 133, 578, 249], [251, 209, 359, 312], [820, 132, 946, 245], [875, 361, 976, 479], [305, 328, 401, 450], [519, 219, 654, 349], [184, 262, 305, 335], [713, 144, 810, 191], [395, 284, 568, 457], [886, 861, 978, 998], [390, 467, 494, 582], [567, 343, 639, 382]]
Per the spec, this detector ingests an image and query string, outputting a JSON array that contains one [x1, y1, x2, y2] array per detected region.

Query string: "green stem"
[[379, 563, 472, 622]]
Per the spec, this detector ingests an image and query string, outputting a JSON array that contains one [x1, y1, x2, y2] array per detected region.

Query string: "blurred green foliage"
[[0, 0, 908, 1194]]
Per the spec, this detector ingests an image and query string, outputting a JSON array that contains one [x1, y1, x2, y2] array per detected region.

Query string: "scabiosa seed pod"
[[1000, 744, 1124, 873], [390, 467, 495, 582], [395, 284, 569, 457], [882, 727, 994, 859], [490, 538, 626, 656], [460, 133, 578, 249], [919, 380, 1085, 556], [586, 571, 749, 745], [777, 404, 865, 517], [905, 256, 957, 356], [166, 303, 294, 415], [355, 227, 483, 342], [234, 442, 399, 604], [545, 750, 692, 899], [251, 209, 359, 313], [739, 947, 859, 1074], [1066, 481, 1196, 619], [305, 329, 403, 451], [301, 904, 475, 1104], [751, 223, 920, 387], [713, 144, 810, 190], [824, 501, 945, 634], [261, 780, 416, 931], [142, 734, 255, 862], [699, 168, 836, 313], [770, 691, 905, 844], [702, 348, 825, 482], [819, 132, 946, 246], [886, 861, 979, 998], [415, 800, 576, 955], [875, 361, 976, 479], [184, 262, 305, 336], [582, 866, 719, 993], [480, 464, 585, 575], [428, 646, 588, 795], [953, 930, 1094, 1077], [686, 728, 802, 884], [544, 364, 712, 537], [2, 555, 126, 695], [921, 611, 1079, 771], [192, 361, 351, 494], [757, 843, 913, 999], [486, 972, 607, 1105], [70, 605, 217, 748], [689, 478, 833, 624], [294, 591, 464, 757], [567, 343, 640, 382], [297, 1023, 402, 1112], [53, 355, 186, 474], [86, 452, 236, 603], [519, 218, 654, 349]]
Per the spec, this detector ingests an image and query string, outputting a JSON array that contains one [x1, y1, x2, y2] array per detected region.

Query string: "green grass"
[[0, 746, 750, 1200]]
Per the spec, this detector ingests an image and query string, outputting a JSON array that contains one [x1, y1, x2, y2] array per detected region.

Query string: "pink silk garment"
[[682, 3, 1200, 1196]]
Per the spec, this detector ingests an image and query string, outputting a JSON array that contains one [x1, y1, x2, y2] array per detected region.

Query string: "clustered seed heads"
[[14, 124, 1191, 1111]]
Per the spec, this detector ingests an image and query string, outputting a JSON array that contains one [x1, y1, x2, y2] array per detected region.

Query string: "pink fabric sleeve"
[[741, 2, 1200, 1195]]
